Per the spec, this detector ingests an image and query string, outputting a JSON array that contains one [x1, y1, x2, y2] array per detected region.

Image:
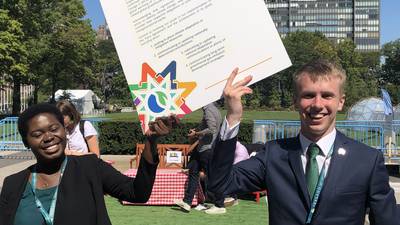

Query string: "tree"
[[337, 40, 378, 108], [254, 31, 338, 109], [381, 39, 400, 85], [250, 31, 378, 110], [377, 39, 400, 105], [0, 9, 28, 114], [46, 20, 97, 102], [243, 85, 262, 109], [95, 39, 132, 106], [2, 0, 98, 106]]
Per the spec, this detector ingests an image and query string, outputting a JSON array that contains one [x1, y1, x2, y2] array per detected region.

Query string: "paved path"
[[0, 159, 36, 191]]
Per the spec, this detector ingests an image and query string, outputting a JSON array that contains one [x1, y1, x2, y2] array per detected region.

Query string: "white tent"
[[347, 97, 400, 121], [55, 90, 103, 115]]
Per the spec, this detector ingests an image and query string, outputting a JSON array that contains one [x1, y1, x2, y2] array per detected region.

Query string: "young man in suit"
[[209, 60, 399, 225]]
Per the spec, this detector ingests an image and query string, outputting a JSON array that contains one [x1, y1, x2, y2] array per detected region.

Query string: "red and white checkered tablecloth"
[[121, 169, 205, 205]]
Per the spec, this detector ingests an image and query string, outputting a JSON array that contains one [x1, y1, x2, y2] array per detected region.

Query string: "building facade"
[[0, 84, 34, 114], [265, 0, 380, 52], [96, 23, 112, 42]]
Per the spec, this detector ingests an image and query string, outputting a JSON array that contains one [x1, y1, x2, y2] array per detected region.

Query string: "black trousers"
[[183, 149, 224, 207]]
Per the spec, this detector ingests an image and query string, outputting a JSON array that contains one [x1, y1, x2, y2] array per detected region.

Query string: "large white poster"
[[99, 0, 291, 132]]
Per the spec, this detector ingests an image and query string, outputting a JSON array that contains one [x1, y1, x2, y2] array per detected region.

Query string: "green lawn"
[[105, 196, 268, 225], [99, 110, 347, 123]]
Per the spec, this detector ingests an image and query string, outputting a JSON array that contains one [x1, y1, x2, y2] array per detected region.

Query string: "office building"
[[265, 0, 380, 51]]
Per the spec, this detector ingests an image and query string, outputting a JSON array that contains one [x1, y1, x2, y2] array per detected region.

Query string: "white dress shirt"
[[299, 129, 336, 175]]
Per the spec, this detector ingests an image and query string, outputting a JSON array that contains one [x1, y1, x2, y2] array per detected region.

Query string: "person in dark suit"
[[209, 60, 399, 225], [0, 103, 174, 225]]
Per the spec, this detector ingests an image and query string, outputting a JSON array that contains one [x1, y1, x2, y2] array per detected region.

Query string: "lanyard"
[[306, 144, 334, 224], [30, 157, 68, 225]]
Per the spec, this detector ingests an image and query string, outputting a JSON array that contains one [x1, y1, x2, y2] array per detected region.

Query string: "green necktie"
[[306, 143, 320, 198]]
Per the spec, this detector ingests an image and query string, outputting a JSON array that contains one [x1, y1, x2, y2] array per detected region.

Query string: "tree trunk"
[[51, 67, 58, 103], [12, 77, 21, 115], [33, 84, 39, 104]]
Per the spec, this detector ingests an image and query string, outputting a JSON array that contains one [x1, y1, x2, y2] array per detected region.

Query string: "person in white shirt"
[[56, 100, 100, 156]]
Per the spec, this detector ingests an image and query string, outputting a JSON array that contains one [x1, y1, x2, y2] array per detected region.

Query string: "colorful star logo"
[[129, 61, 196, 132]]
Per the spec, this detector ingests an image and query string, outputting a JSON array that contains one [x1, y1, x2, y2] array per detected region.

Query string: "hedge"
[[98, 121, 253, 155]]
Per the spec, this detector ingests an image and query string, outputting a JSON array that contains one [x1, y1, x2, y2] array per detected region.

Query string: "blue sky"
[[83, 0, 400, 45]]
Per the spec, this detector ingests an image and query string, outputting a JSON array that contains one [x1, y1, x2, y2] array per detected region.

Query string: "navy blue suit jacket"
[[210, 132, 398, 225]]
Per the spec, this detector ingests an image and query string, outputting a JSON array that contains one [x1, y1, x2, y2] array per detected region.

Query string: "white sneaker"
[[224, 197, 236, 207], [194, 204, 208, 211], [204, 206, 226, 214], [173, 199, 191, 212]]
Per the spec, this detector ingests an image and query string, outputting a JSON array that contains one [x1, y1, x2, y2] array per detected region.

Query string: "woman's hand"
[[187, 129, 196, 137], [146, 115, 178, 138], [142, 115, 179, 164]]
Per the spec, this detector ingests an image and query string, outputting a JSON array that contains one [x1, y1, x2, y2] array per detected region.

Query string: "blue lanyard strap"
[[306, 145, 334, 224], [31, 157, 68, 225]]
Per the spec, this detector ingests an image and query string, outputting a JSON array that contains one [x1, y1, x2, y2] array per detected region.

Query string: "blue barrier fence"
[[0, 117, 106, 151], [2, 117, 399, 162], [0, 117, 22, 151], [253, 120, 400, 161]]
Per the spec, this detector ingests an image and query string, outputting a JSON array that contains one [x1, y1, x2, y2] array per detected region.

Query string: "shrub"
[[98, 121, 254, 155]]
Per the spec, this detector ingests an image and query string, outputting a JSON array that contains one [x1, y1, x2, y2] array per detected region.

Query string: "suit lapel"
[[288, 136, 310, 209], [8, 168, 31, 225], [314, 132, 349, 215], [322, 132, 349, 191]]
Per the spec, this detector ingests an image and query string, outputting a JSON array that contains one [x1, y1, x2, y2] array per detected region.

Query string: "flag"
[[381, 88, 393, 115]]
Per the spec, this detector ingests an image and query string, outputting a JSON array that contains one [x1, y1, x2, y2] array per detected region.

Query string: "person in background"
[[0, 103, 174, 225], [174, 102, 224, 214], [233, 141, 250, 165], [224, 141, 250, 207], [56, 100, 100, 156]]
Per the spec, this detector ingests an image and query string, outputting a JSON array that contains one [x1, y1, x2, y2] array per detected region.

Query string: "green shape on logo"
[[156, 91, 167, 106]]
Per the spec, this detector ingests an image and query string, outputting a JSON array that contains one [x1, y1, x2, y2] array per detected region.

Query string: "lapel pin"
[[338, 148, 346, 156]]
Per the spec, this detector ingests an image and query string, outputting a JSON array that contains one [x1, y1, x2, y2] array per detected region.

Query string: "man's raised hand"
[[223, 68, 253, 127]]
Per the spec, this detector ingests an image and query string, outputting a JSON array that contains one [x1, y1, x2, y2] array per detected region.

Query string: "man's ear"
[[293, 95, 299, 110], [338, 94, 345, 111]]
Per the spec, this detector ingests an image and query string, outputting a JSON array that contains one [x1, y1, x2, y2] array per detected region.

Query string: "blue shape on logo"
[[148, 94, 165, 113]]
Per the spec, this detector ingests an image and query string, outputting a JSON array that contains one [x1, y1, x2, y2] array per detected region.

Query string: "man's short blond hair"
[[293, 59, 347, 95]]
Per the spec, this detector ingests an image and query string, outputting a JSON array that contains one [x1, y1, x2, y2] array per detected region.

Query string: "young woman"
[[56, 100, 100, 156], [0, 103, 173, 225]]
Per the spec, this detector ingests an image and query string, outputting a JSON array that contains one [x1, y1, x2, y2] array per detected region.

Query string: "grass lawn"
[[100, 110, 346, 123], [105, 196, 268, 225]]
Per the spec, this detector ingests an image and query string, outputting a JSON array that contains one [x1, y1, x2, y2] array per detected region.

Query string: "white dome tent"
[[346, 98, 400, 160], [55, 90, 104, 116], [347, 97, 400, 121], [347, 97, 386, 121]]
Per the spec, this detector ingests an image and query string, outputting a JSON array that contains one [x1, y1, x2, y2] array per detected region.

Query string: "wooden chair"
[[129, 144, 144, 169], [159, 144, 190, 169], [159, 144, 192, 169], [130, 143, 191, 169], [252, 190, 267, 203]]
